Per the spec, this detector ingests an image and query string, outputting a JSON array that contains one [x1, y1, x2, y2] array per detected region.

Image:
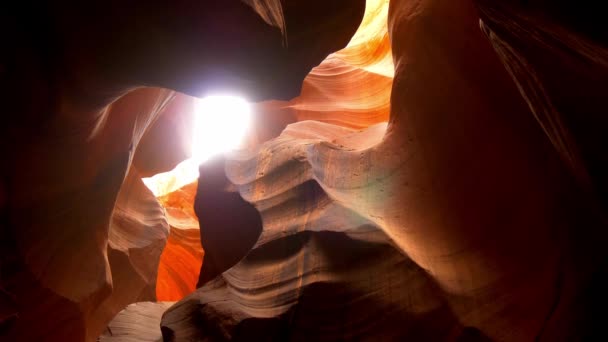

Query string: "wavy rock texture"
[[134, 93, 196, 179], [141, 0, 393, 298], [133, 94, 205, 302], [156, 182, 204, 301], [2, 87, 174, 341], [100, 302, 175, 342], [161, 0, 607, 341], [88, 167, 170, 339], [245, 0, 392, 134], [2, 0, 365, 340], [162, 122, 486, 341], [290, 0, 393, 129], [4, 0, 607, 341]]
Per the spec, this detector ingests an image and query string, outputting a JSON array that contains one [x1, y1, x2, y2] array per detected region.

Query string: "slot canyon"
[[2, 0, 608, 341]]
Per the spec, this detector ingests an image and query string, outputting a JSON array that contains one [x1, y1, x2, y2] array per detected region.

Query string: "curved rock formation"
[[161, 0, 608, 340], [89, 167, 170, 339], [2, 0, 365, 340], [2, 87, 174, 341], [194, 157, 264, 287], [290, 0, 393, 128], [473, 1, 608, 338], [474, 0, 608, 203], [134, 93, 197, 179], [100, 302, 175, 342], [161, 122, 482, 341], [4, 0, 608, 340]]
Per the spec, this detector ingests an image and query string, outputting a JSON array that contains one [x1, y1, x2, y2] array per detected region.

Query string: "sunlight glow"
[[192, 95, 252, 164], [142, 95, 251, 197]]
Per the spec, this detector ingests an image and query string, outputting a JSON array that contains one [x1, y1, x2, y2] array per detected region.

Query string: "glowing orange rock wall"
[[161, 0, 608, 340], [155, 182, 204, 301], [291, 0, 393, 129], [248, 0, 393, 131]]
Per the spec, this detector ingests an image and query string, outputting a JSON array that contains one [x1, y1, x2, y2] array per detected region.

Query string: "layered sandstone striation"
[[156, 182, 204, 302], [2, 0, 607, 341], [2, 0, 365, 340], [100, 301, 175, 342], [160, 0, 608, 341], [161, 122, 482, 340]]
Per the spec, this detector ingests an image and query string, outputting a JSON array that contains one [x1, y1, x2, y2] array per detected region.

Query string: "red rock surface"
[[160, 0, 608, 340], [1, 87, 175, 341], [155, 182, 204, 302], [291, 0, 393, 128], [3, 0, 608, 341]]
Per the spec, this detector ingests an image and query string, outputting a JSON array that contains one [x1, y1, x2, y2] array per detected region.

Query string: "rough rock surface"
[[160, 0, 607, 341], [161, 122, 489, 341]]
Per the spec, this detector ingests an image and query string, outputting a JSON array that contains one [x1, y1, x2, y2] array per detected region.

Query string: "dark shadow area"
[[196, 156, 263, 286]]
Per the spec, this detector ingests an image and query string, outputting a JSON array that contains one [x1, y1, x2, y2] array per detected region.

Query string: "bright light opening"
[[191, 95, 251, 164], [142, 95, 251, 197]]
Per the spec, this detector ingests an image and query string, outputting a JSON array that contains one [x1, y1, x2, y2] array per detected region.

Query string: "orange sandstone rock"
[[155, 182, 204, 302]]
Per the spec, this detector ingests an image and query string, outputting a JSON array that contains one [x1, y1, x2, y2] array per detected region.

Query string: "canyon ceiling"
[[2, 0, 608, 341]]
